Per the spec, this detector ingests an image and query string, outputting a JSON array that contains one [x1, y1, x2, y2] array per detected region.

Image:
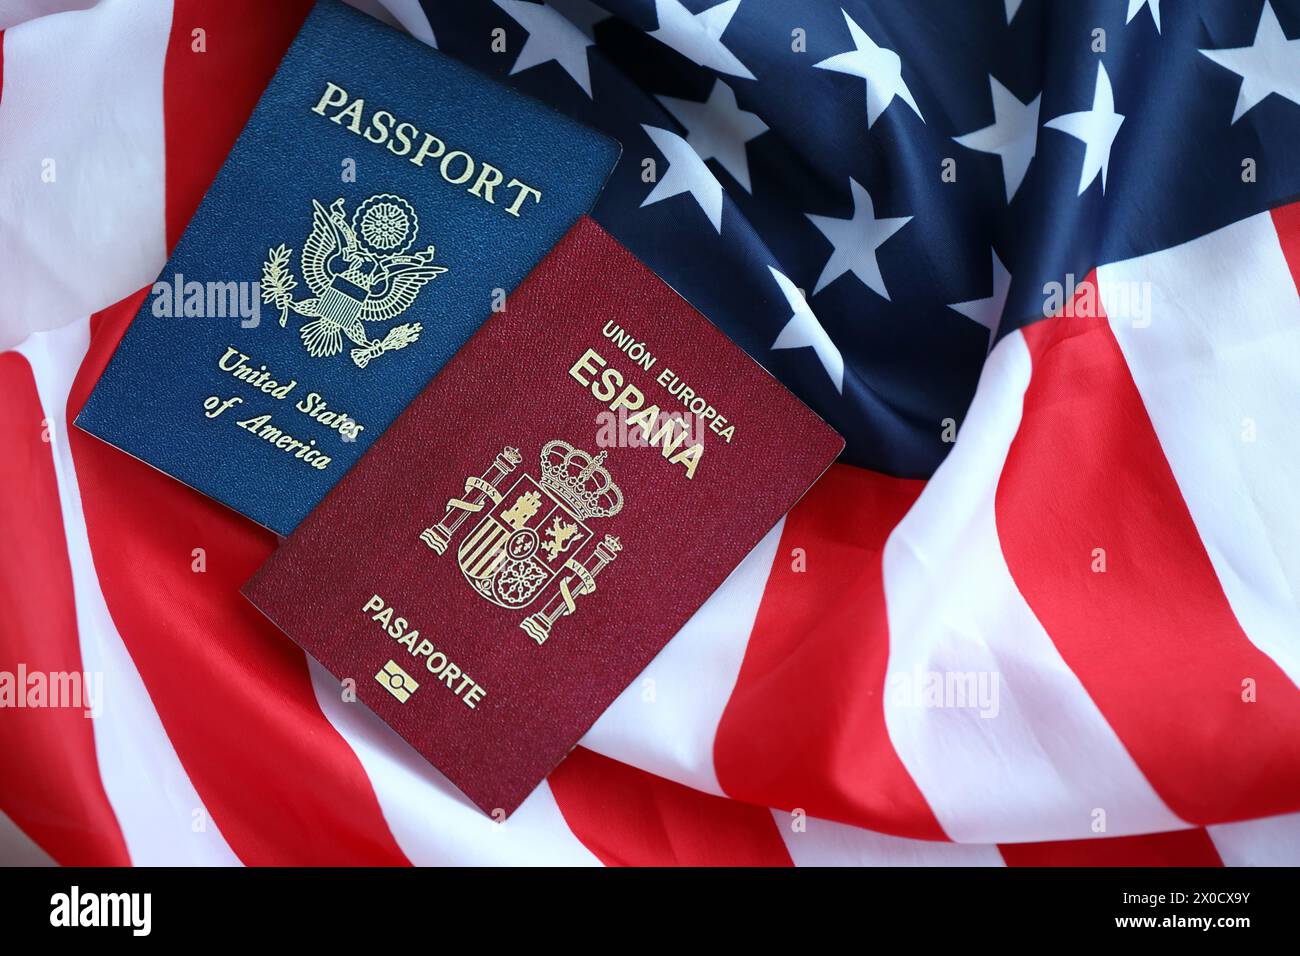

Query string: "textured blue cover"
[[75, 0, 618, 534]]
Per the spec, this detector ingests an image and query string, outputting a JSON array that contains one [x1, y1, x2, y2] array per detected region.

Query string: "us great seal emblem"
[[260, 193, 447, 368]]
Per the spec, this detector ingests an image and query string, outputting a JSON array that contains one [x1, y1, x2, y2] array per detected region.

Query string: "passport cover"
[[75, 0, 618, 534], [243, 218, 844, 817]]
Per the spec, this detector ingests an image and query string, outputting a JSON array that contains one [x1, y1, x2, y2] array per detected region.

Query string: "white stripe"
[[1208, 812, 1300, 866], [308, 660, 599, 865], [580, 519, 783, 796], [18, 322, 240, 866], [773, 809, 1004, 866], [880, 331, 1185, 843], [1100, 212, 1300, 688], [0, 808, 57, 866], [0, 0, 169, 350]]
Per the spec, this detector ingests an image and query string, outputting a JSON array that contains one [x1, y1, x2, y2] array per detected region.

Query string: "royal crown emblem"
[[261, 193, 447, 368], [420, 441, 625, 645]]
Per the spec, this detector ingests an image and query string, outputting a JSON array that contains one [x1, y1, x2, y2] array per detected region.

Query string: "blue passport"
[[75, 0, 618, 534]]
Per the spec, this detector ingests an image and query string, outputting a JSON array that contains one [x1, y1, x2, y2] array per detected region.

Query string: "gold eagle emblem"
[[261, 193, 447, 368]]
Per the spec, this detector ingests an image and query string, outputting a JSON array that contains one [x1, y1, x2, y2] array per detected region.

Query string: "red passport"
[[243, 217, 843, 816]]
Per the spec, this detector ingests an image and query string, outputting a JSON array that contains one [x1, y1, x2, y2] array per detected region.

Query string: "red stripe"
[[56, 0, 403, 864], [69, 294, 408, 865], [550, 748, 793, 866], [997, 272, 1300, 825], [0, 352, 129, 865], [164, 0, 312, 248], [1271, 201, 1300, 296], [714, 465, 946, 839], [1000, 829, 1223, 867]]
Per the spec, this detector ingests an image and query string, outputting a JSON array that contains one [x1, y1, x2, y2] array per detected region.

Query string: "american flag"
[[1, 0, 1298, 866]]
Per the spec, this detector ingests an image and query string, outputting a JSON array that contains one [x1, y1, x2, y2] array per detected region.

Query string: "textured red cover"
[[243, 217, 843, 816]]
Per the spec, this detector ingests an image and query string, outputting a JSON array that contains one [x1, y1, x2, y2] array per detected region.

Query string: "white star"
[[814, 9, 924, 128], [948, 249, 1012, 350], [382, 0, 439, 48], [1005, 0, 1023, 24], [656, 80, 768, 193], [1044, 62, 1125, 195], [769, 267, 844, 393], [641, 124, 726, 232], [806, 179, 910, 298], [1200, 1, 1300, 124], [1126, 0, 1161, 33], [953, 76, 1040, 202], [495, 0, 609, 98], [648, 0, 754, 80]]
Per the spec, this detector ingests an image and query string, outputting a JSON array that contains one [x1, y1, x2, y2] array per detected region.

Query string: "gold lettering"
[[669, 443, 703, 479], [310, 81, 544, 219], [439, 150, 475, 185], [568, 348, 605, 387], [409, 132, 445, 168], [570, 343, 721, 479], [468, 163, 505, 203], [609, 383, 644, 415], [312, 81, 350, 116], [387, 122, 417, 158], [360, 596, 486, 708], [334, 97, 365, 133], [363, 109, 395, 145], [593, 367, 621, 403], [504, 178, 542, 217]]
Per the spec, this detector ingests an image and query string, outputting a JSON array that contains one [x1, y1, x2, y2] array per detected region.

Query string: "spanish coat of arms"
[[420, 441, 625, 645], [261, 193, 447, 368]]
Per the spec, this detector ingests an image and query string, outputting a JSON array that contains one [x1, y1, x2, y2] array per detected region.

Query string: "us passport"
[[75, 0, 618, 534], [243, 219, 844, 817]]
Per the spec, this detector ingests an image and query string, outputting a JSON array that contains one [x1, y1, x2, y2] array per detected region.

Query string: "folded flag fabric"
[[0, 0, 1298, 866]]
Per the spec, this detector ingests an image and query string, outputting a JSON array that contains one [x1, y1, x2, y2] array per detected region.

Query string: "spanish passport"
[[243, 219, 844, 817], [75, 0, 618, 534]]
